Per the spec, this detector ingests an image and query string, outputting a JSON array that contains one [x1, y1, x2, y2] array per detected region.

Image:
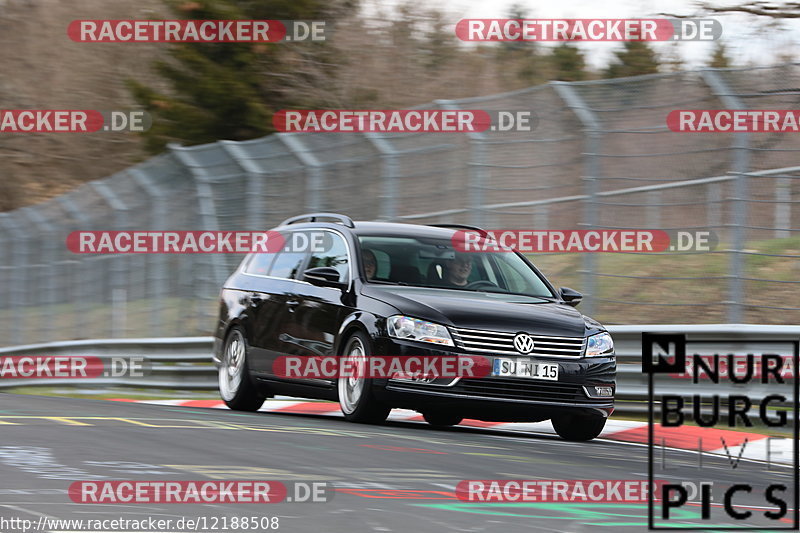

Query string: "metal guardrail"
[[0, 326, 796, 418], [0, 337, 216, 390], [611, 325, 798, 417]]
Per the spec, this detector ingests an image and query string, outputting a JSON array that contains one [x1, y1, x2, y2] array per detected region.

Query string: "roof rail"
[[279, 212, 355, 228]]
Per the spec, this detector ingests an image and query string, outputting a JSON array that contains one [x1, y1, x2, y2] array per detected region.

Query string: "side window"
[[245, 253, 274, 275], [307, 233, 350, 283], [269, 250, 307, 279], [491, 254, 551, 296], [494, 256, 529, 293]]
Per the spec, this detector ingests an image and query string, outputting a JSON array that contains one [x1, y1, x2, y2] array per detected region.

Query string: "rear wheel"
[[219, 327, 266, 412], [551, 412, 606, 441], [422, 411, 463, 427], [337, 332, 391, 424]]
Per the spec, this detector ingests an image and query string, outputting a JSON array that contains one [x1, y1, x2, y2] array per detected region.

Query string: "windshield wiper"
[[462, 287, 554, 300], [513, 294, 557, 302]]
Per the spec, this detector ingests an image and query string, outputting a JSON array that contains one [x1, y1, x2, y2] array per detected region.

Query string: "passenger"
[[362, 249, 377, 280]]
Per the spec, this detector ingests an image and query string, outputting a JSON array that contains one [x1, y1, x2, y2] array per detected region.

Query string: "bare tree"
[[698, 2, 800, 18]]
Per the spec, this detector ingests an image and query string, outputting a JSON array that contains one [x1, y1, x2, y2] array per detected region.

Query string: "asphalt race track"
[[0, 393, 796, 532]]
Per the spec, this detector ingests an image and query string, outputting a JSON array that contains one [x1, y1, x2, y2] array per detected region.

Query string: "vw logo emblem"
[[513, 333, 535, 354]]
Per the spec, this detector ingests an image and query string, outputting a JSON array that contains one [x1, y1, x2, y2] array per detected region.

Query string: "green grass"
[[529, 235, 800, 324]]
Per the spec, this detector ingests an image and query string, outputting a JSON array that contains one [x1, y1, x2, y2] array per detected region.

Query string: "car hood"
[[361, 285, 592, 337]]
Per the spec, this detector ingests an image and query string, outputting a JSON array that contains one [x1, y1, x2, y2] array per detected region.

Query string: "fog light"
[[594, 386, 613, 397]]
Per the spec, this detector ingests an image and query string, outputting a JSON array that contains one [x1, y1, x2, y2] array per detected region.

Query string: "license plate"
[[492, 358, 559, 380]]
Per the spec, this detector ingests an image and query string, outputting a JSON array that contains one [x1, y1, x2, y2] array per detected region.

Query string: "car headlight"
[[387, 316, 454, 347], [585, 332, 614, 357]]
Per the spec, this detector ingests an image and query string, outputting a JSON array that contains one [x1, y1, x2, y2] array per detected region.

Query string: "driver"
[[442, 252, 473, 287]]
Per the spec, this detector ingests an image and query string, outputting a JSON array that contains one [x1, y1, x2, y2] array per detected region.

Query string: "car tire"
[[219, 327, 267, 412], [551, 413, 607, 441], [422, 411, 463, 427], [337, 331, 392, 424]]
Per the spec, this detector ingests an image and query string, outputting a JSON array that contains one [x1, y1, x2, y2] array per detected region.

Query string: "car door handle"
[[286, 299, 301, 312], [248, 294, 264, 306]]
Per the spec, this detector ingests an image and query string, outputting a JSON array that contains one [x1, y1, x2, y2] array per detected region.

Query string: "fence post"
[[20, 207, 57, 342], [57, 194, 93, 340], [0, 223, 8, 344], [219, 141, 267, 230], [775, 175, 791, 239], [169, 145, 229, 334], [129, 168, 168, 336], [647, 190, 661, 229], [0, 213, 28, 345], [552, 82, 602, 317], [534, 205, 549, 231], [702, 69, 750, 323], [169, 146, 227, 284], [363, 133, 399, 221], [278, 134, 324, 212], [89, 181, 130, 338], [436, 99, 488, 227], [708, 182, 721, 231]]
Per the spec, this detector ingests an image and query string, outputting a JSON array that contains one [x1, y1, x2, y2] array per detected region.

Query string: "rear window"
[[268, 250, 306, 279], [245, 253, 274, 275]]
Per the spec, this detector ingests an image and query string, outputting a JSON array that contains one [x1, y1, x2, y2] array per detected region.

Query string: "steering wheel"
[[464, 280, 500, 290]]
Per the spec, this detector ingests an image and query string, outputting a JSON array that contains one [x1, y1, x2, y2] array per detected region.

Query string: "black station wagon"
[[213, 213, 616, 441]]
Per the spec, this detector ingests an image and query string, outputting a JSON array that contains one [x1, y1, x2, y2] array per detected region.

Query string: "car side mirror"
[[559, 287, 582, 307], [303, 266, 345, 288]]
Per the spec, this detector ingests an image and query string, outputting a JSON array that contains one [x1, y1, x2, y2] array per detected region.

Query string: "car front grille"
[[449, 327, 585, 357], [457, 378, 594, 403]]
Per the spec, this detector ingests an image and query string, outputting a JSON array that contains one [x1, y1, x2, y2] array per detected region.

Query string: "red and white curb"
[[112, 398, 795, 465]]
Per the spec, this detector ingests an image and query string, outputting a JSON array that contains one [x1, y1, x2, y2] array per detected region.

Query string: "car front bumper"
[[372, 336, 616, 420]]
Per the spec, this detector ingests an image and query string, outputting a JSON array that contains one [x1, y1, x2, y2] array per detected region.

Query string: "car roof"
[[353, 221, 461, 239], [273, 220, 463, 240]]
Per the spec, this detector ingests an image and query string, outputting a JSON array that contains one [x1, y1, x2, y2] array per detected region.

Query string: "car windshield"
[[358, 235, 554, 298]]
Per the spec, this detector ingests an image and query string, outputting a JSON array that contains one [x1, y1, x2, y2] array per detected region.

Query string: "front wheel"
[[551, 412, 607, 441], [219, 327, 266, 412], [337, 332, 391, 424]]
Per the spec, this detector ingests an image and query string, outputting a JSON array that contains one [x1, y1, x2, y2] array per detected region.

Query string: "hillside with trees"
[[0, 0, 700, 211]]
